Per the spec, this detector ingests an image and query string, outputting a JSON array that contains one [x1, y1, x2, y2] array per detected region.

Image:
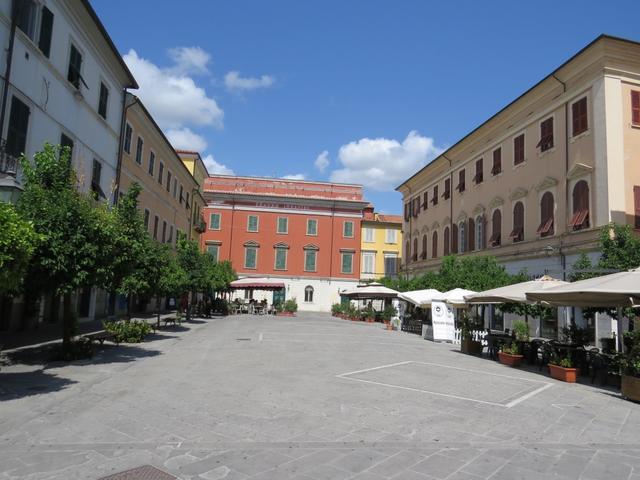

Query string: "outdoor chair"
[[588, 349, 606, 384], [574, 346, 589, 375], [538, 341, 555, 371]]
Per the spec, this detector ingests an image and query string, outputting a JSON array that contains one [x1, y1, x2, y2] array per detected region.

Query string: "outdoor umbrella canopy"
[[229, 277, 286, 290], [525, 268, 640, 308], [398, 289, 442, 307], [432, 288, 477, 307], [341, 283, 399, 299], [464, 275, 568, 304]]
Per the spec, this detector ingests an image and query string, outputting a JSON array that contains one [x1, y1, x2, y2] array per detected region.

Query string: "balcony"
[[0, 142, 19, 177], [194, 215, 207, 234]]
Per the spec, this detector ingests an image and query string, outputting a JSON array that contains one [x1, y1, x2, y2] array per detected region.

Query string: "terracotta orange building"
[[201, 175, 369, 311]]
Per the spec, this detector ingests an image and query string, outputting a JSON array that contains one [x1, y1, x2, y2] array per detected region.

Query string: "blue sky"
[[94, 0, 640, 214]]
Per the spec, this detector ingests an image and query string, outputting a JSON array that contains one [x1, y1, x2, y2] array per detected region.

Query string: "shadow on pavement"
[[5, 343, 162, 367], [0, 369, 77, 400]]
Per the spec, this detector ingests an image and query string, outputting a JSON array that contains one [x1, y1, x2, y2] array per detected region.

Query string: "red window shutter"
[[573, 97, 588, 136], [433, 185, 439, 205], [492, 148, 502, 175], [468, 217, 475, 251], [443, 227, 449, 255], [632, 91, 640, 125], [432, 231, 438, 258], [423, 191, 428, 209], [452, 223, 458, 253], [514, 134, 524, 164], [634, 186, 640, 229]]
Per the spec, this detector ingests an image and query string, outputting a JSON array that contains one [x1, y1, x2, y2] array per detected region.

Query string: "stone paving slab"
[[1, 313, 640, 479]]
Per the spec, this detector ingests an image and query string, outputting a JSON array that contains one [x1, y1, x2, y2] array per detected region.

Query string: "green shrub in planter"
[[103, 320, 152, 343], [512, 320, 529, 342], [283, 299, 298, 313], [331, 303, 343, 316]]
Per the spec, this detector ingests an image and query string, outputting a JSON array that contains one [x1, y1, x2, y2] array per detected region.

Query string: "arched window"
[[304, 285, 314, 303], [490, 209, 501, 247], [510, 202, 524, 242], [421, 234, 428, 259], [413, 237, 418, 261], [468, 217, 475, 251], [570, 180, 589, 231], [475, 215, 485, 250], [538, 192, 554, 237], [405, 240, 410, 264], [452, 223, 458, 253], [443, 226, 450, 255], [432, 231, 438, 258], [458, 221, 466, 253]]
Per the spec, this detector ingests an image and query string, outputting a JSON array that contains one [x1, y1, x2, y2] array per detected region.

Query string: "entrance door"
[[272, 288, 285, 306]]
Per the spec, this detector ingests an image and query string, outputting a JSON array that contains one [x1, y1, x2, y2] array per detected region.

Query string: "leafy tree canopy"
[[0, 201, 40, 295]]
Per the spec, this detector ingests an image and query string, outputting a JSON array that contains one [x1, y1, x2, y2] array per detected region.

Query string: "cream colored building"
[[397, 35, 640, 338], [176, 150, 209, 241], [119, 94, 198, 248], [360, 205, 402, 280]]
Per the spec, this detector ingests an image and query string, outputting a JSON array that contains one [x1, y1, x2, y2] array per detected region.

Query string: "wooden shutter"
[[433, 185, 439, 204], [514, 134, 524, 164], [452, 224, 458, 253], [632, 91, 640, 125], [38, 7, 54, 58], [423, 191, 428, 209], [6, 96, 30, 157], [444, 179, 450, 199], [634, 186, 640, 229], [457, 170, 465, 192], [572, 98, 588, 136], [468, 217, 475, 251], [413, 238, 418, 260], [443, 227, 450, 255], [474, 158, 483, 184], [422, 235, 428, 259], [432, 231, 438, 258], [404, 203, 410, 221]]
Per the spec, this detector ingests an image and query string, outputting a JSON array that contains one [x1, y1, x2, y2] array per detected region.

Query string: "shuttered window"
[[98, 83, 109, 119], [343, 220, 354, 237], [274, 247, 287, 270], [304, 249, 317, 272], [209, 213, 221, 230], [244, 246, 257, 269], [67, 44, 83, 89], [635, 186, 640, 229], [572, 97, 588, 136], [444, 178, 451, 199], [341, 252, 353, 274], [277, 217, 289, 234], [490, 209, 501, 247], [412, 238, 418, 261], [492, 148, 502, 175], [6, 96, 30, 157], [434, 184, 440, 204], [423, 191, 429, 210], [457, 170, 465, 193], [421, 234, 428, 259], [432, 231, 438, 259], [474, 159, 483, 184], [247, 215, 259, 232], [569, 180, 590, 231], [207, 244, 219, 262], [510, 202, 524, 242], [38, 7, 54, 58], [452, 223, 458, 253], [537, 192, 555, 237], [514, 134, 525, 165], [443, 226, 450, 256], [135, 137, 143, 165], [632, 91, 640, 126], [538, 117, 554, 151], [307, 219, 318, 235]]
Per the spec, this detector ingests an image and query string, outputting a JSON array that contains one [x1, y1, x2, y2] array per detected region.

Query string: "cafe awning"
[[398, 289, 442, 307], [341, 283, 399, 299], [229, 277, 285, 290], [464, 275, 567, 304], [432, 288, 477, 307]]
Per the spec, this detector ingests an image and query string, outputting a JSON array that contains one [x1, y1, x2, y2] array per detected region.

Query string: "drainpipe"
[[113, 92, 137, 204], [0, 1, 19, 143]]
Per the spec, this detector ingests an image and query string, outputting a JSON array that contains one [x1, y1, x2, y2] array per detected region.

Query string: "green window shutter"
[[278, 217, 288, 233], [307, 219, 317, 235], [245, 247, 257, 268], [344, 221, 353, 237], [248, 215, 258, 232], [342, 253, 353, 273], [305, 250, 316, 271], [275, 248, 287, 269], [210, 213, 220, 230], [207, 245, 219, 262]]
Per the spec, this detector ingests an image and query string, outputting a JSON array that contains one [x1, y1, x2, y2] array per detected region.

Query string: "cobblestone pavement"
[[1, 313, 640, 480]]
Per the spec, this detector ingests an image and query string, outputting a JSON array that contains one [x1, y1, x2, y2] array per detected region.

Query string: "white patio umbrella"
[[464, 275, 568, 304], [341, 283, 399, 300], [432, 288, 477, 307], [398, 289, 442, 307]]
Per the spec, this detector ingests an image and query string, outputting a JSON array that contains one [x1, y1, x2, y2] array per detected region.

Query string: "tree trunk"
[[156, 296, 161, 328], [62, 292, 73, 347], [126, 293, 132, 320]]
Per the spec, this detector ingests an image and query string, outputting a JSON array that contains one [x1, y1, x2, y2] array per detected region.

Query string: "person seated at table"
[[260, 299, 268, 306]]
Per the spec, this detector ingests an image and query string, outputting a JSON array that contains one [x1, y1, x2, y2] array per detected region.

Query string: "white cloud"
[[166, 127, 208, 152], [203, 154, 234, 176], [282, 173, 306, 180], [314, 150, 330, 173], [329, 131, 443, 191], [225, 71, 275, 92], [167, 46, 211, 75], [124, 49, 224, 130]]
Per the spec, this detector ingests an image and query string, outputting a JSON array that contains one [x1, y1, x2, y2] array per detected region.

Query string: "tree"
[[18, 144, 118, 345], [598, 223, 640, 272], [0, 202, 40, 295]]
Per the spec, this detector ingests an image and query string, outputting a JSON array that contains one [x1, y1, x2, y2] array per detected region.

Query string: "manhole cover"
[[236, 338, 251, 341], [98, 465, 176, 480]]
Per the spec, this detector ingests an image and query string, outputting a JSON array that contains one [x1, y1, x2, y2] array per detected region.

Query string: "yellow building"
[[360, 205, 402, 280], [176, 150, 209, 241]]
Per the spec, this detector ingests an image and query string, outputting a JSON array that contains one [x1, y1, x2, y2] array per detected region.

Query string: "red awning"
[[230, 278, 285, 290]]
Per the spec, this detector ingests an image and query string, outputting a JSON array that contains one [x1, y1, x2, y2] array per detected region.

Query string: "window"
[[304, 248, 317, 272], [168, 225, 173, 244], [90, 159, 104, 198], [538, 117, 554, 151], [277, 217, 288, 234], [412, 197, 420, 217], [452, 223, 458, 253], [307, 218, 317, 235], [153, 216, 159, 240], [162, 221, 167, 243], [467, 217, 475, 252], [421, 234, 428, 259], [635, 186, 640, 229], [364, 228, 374, 242], [514, 134, 525, 165], [457, 170, 465, 193], [166, 171, 172, 192], [98, 83, 109, 119], [458, 221, 466, 253], [569, 180, 590, 231], [274, 246, 287, 270], [423, 191, 429, 210], [174, 180, 178, 199], [60, 133, 73, 160], [341, 252, 354, 274], [474, 159, 483, 185], [572, 97, 588, 136], [123, 123, 132, 153], [538, 192, 555, 237], [158, 162, 164, 184], [510, 202, 524, 242], [38, 7, 54, 58], [362, 252, 375, 274], [412, 238, 418, 261], [444, 180, 451, 200], [475, 215, 485, 250], [67, 44, 84, 89], [178, 184, 183, 204], [632, 91, 640, 126], [405, 240, 410, 263], [404, 203, 410, 221], [207, 244, 219, 262], [209, 213, 221, 230], [384, 253, 398, 276], [244, 246, 257, 269], [432, 231, 438, 259], [385, 228, 397, 243], [135, 137, 143, 165], [6, 96, 30, 158], [148, 152, 155, 176], [143, 209, 150, 230], [433, 185, 439, 205], [343, 221, 354, 238], [16, 0, 37, 40], [304, 286, 314, 303], [443, 226, 450, 256], [185, 192, 190, 209], [247, 215, 259, 232], [492, 148, 502, 175], [489, 209, 501, 247]]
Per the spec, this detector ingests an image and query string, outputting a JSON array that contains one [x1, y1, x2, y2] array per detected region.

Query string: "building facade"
[[360, 205, 402, 280], [119, 95, 198, 250], [200, 175, 368, 311], [0, 0, 137, 203], [175, 149, 208, 242], [398, 35, 640, 280]]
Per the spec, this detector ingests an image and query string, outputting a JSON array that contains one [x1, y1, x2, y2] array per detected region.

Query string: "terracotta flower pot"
[[622, 375, 640, 402], [366, 317, 375, 323], [461, 339, 483, 355], [548, 364, 579, 383], [386, 323, 394, 331], [498, 351, 523, 367]]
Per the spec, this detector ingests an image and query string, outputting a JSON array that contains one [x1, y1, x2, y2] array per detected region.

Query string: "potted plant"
[[277, 299, 298, 316], [498, 342, 523, 367], [460, 312, 483, 355], [361, 305, 376, 323], [548, 357, 579, 383], [331, 303, 343, 318], [382, 305, 397, 330]]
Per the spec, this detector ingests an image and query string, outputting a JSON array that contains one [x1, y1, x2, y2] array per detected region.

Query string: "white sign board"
[[431, 301, 455, 342]]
